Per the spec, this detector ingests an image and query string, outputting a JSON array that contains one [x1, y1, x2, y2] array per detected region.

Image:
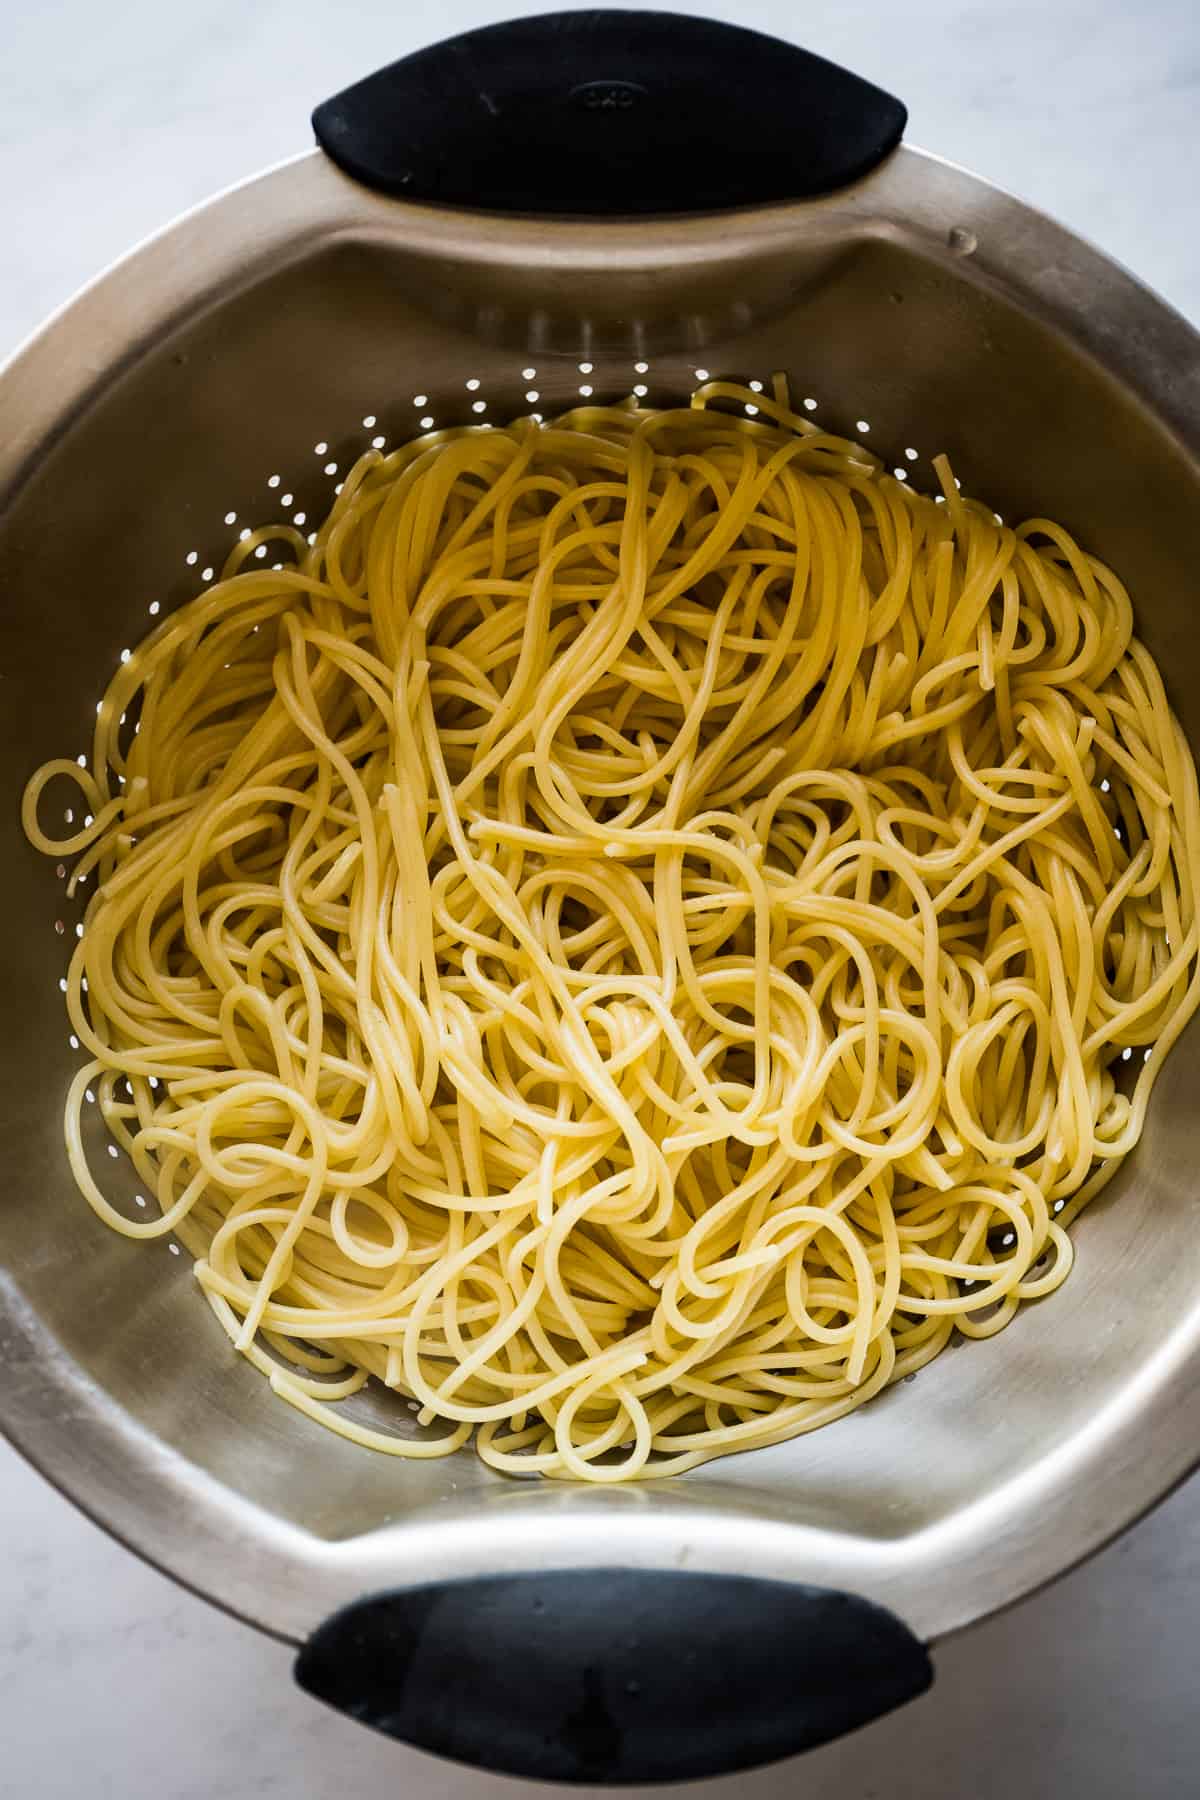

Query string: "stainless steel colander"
[[5, 9, 1200, 1785]]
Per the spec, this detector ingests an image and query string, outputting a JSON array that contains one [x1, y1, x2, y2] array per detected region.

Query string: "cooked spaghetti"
[[22, 379, 1200, 1480]]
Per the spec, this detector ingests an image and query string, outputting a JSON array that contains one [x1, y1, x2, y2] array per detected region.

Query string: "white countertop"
[[4, 2, 1200, 1795]]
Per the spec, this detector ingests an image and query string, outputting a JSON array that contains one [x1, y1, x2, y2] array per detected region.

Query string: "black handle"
[[295, 1567, 932, 1784], [312, 11, 906, 216]]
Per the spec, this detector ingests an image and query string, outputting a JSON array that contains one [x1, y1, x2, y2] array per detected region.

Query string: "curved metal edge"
[[3, 142, 1200, 1649], [0, 149, 322, 509]]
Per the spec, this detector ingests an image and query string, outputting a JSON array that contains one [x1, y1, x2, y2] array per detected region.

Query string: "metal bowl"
[[3, 10, 1200, 1785]]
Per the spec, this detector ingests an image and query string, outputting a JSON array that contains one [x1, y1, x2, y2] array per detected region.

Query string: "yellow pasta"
[[22, 380, 1200, 1480]]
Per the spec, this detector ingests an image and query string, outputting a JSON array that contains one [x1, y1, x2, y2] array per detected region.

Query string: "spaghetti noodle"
[[23, 379, 1200, 1480]]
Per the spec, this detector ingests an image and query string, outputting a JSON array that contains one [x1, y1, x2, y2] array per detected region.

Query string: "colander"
[[5, 9, 1200, 1786]]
